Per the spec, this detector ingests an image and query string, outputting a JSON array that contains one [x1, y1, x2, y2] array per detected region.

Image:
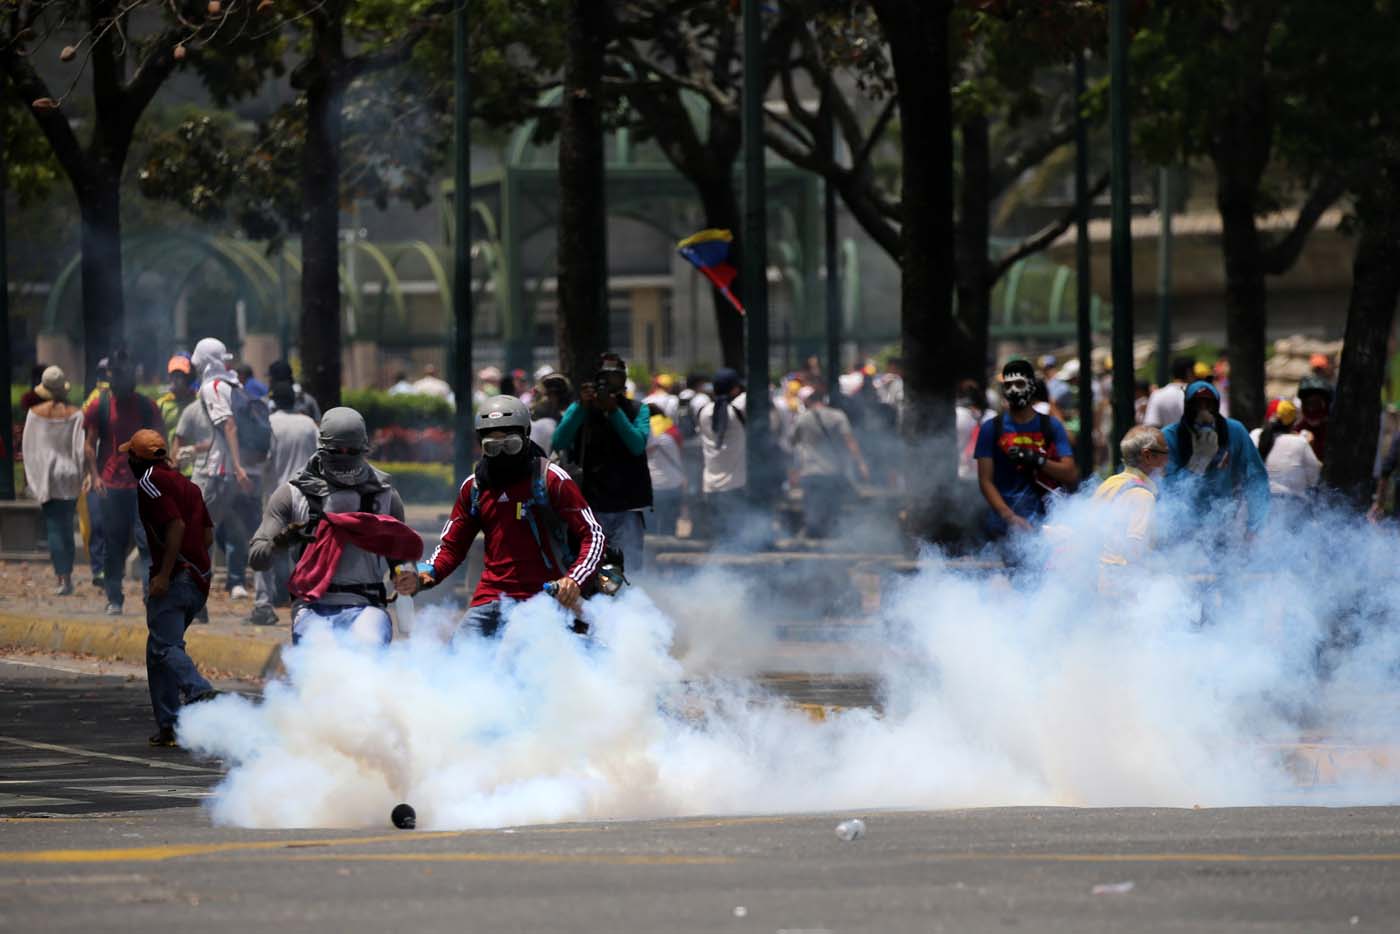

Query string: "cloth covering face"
[[288, 511, 423, 603]]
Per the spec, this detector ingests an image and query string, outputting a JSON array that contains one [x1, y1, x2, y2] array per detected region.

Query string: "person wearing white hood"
[[190, 337, 270, 600]]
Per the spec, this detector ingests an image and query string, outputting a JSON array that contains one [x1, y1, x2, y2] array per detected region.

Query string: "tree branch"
[[345, 1, 453, 79], [988, 170, 1110, 284], [988, 119, 1077, 196], [1260, 177, 1344, 275], [1, 51, 89, 188], [852, 94, 897, 176]]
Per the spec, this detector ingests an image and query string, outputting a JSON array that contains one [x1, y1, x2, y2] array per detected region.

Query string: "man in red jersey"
[[395, 395, 605, 637], [123, 429, 219, 747]]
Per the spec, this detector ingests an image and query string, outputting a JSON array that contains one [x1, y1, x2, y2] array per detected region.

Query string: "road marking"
[[0, 657, 97, 675], [0, 794, 81, 807], [265, 852, 735, 866], [0, 736, 221, 775], [0, 832, 461, 864], [917, 852, 1400, 864]]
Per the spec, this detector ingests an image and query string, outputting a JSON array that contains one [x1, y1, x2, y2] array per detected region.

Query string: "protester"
[[246, 380, 321, 627], [267, 360, 322, 422], [80, 357, 111, 589], [1297, 375, 1333, 463], [552, 353, 653, 570], [1144, 358, 1195, 428], [1162, 380, 1270, 535], [529, 372, 573, 456], [695, 368, 752, 541], [398, 395, 604, 638], [647, 411, 686, 537], [22, 366, 84, 595], [975, 359, 1078, 547], [955, 380, 983, 480], [1251, 399, 1321, 500], [236, 364, 268, 400], [1041, 355, 1074, 412], [412, 363, 456, 404], [387, 371, 415, 395], [643, 373, 680, 421], [1093, 426, 1169, 574], [191, 337, 269, 602], [156, 354, 197, 437], [84, 351, 164, 615], [123, 429, 219, 747], [249, 407, 414, 645], [790, 385, 870, 539], [876, 357, 905, 413]]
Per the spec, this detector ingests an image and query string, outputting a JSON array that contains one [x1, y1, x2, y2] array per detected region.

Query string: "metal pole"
[[0, 68, 15, 501], [1155, 166, 1173, 388], [823, 88, 841, 395], [742, 0, 771, 504], [1108, 0, 1135, 470], [451, 1, 476, 482], [1073, 52, 1094, 480]]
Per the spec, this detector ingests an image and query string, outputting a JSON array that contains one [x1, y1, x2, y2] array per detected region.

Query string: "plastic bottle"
[[835, 818, 865, 841]]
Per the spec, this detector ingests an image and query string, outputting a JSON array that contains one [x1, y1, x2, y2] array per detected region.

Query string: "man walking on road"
[[790, 385, 869, 539], [124, 429, 218, 747]]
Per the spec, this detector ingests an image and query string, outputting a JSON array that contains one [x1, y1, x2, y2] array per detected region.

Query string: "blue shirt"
[[974, 411, 1073, 533]]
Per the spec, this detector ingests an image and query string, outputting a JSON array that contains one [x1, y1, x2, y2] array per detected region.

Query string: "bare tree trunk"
[[1324, 219, 1400, 506], [300, 75, 346, 410], [955, 112, 991, 383], [556, 0, 610, 385], [76, 172, 124, 383], [1215, 160, 1269, 429], [871, 0, 958, 534]]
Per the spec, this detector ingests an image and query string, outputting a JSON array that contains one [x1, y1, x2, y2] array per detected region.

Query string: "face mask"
[[1002, 377, 1032, 409], [320, 450, 368, 487]]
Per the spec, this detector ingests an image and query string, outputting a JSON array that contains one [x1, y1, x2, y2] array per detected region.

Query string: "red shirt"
[[430, 461, 605, 606], [84, 392, 165, 490], [135, 462, 214, 594]]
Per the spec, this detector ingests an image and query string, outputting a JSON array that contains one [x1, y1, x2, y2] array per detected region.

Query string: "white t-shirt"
[[647, 426, 686, 492], [530, 417, 557, 456], [956, 405, 981, 479], [197, 374, 239, 478], [1143, 382, 1185, 428], [791, 406, 853, 479], [642, 391, 679, 421], [1250, 429, 1321, 497], [697, 393, 747, 494], [267, 409, 320, 491]]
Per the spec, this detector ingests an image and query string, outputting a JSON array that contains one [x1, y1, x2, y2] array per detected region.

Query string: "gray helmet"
[[474, 394, 531, 433]]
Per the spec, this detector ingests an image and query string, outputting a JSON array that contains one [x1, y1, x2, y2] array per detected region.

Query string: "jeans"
[[292, 603, 393, 646], [85, 489, 106, 578], [651, 489, 682, 538], [197, 476, 257, 589], [597, 510, 645, 573], [254, 547, 291, 610], [461, 600, 510, 639], [41, 499, 77, 578], [800, 474, 849, 539], [145, 571, 213, 729], [99, 488, 150, 608]]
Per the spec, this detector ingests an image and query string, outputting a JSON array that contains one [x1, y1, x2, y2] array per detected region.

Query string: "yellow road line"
[[0, 832, 460, 864]]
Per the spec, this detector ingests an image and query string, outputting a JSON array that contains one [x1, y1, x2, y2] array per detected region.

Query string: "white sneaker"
[[230, 585, 250, 600]]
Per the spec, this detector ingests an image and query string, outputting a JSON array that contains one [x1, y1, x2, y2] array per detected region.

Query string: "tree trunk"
[[1215, 160, 1269, 430], [955, 112, 991, 383], [556, 0, 610, 385], [300, 76, 346, 410], [696, 173, 746, 370], [871, 0, 958, 530], [1323, 218, 1400, 507], [75, 172, 124, 387]]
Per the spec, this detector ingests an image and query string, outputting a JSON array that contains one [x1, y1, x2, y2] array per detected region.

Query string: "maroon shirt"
[[84, 392, 165, 490], [135, 462, 214, 594]]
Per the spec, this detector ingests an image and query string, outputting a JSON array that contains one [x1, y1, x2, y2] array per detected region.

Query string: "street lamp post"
[[822, 86, 840, 394], [742, 0, 771, 504], [1073, 52, 1094, 480], [1156, 166, 1174, 388], [452, 1, 475, 483], [1109, 0, 1135, 469]]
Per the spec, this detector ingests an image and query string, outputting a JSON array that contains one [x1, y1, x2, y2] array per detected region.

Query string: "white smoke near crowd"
[[178, 493, 1400, 829]]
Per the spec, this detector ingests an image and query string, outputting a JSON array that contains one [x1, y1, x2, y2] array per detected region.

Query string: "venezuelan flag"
[[677, 229, 745, 315]]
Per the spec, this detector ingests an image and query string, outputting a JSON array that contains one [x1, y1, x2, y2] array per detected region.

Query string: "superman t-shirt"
[[974, 411, 1073, 532]]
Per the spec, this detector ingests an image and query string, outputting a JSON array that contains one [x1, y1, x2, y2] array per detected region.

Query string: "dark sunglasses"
[[482, 435, 525, 457]]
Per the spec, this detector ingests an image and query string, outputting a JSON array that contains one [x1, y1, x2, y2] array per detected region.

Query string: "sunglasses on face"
[[482, 435, 525, 457]]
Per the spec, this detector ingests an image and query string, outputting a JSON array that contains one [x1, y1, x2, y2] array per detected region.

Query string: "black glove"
[[272, 522, 311, 548], [1006, 445, 1047, 470]]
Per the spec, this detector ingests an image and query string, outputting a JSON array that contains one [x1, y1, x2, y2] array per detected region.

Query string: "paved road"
[[3, 656, 1399, 933]]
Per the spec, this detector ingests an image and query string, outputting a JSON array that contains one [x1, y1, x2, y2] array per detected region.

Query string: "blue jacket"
[[1162, 380, 1270, 531]]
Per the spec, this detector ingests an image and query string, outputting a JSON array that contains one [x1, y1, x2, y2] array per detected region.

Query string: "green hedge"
[[371, 460, 457, 504], [343, 388, 455, 431]]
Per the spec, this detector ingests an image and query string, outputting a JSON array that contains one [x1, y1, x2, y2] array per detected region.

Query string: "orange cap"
[[167, 354, 192, 375], [118, 429, 168, 461], [1309, 353, 1330, 369]]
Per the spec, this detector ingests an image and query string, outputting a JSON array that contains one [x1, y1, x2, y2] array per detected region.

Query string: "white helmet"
[[474, 394, 531, 433]]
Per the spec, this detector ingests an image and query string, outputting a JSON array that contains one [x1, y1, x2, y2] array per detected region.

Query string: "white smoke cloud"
[[178, 495, 1400, 829]]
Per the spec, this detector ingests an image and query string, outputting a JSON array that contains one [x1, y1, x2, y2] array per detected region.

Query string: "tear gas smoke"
[[179, 494, 1400, 829]]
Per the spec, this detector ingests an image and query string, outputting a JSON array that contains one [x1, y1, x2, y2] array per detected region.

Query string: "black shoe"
[[148, 727, 177, 748], [187, 689, 222, 705], [245, 605, 279, 626], [92, 574, 105, 590]]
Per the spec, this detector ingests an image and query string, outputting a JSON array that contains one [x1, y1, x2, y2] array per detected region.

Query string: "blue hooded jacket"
[[1161, 380, 1271, 531]]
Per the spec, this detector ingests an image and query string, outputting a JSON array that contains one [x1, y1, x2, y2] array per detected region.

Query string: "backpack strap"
[[522, 458, 574, 576]]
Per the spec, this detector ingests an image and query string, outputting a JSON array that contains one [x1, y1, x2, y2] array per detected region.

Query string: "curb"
[[0, 613, 281, 681]]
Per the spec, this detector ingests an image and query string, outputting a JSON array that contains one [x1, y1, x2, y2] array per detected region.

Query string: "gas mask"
[[479, 430, 530, 483], [1001, 376, 1033, 410]]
